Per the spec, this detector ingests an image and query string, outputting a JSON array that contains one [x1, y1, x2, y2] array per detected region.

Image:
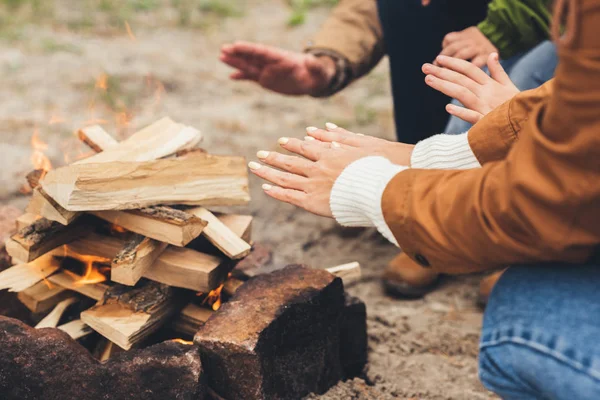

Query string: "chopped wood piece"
[[78, 125, 118, 153], [26, 188, 79, 225], [92, 206, 207, 246], [57, 319, 93, 340], [5, 217, 89, 263], [0, 254, 60, 292], [96, 339, 124, 362], [42, 154, 250, 211], [144, 247, 229, 292], [188, 208, 251, 259], [47, 272, 109, 301], [16, 213, 40, 231], [216, 214, 253, 242], [173, 303, 214, 336], [51, 233, 230, 292], [111, 234, 168, 286], [326, 262, 362, 286], [17, 281, 70, 313], [74, 117, 202, 165], [81, 281, 180, 350], [35, 297, 78, 329]]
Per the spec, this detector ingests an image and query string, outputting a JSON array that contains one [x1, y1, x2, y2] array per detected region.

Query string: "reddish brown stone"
[[0, 317, 206, 400], [229, 242, 274, 279], [195, 264, 345, 399]]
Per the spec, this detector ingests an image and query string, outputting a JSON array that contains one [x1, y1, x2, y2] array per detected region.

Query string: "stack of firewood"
[[0, 118, 361, 356], [0, 117, 254, 350]]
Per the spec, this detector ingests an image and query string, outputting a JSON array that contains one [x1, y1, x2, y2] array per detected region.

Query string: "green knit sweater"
[[478, 0, 553, 59]]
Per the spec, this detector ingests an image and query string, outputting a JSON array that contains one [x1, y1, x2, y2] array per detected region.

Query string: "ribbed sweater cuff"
[[330, 156, 406, 246], [410, 132, 481, 170]]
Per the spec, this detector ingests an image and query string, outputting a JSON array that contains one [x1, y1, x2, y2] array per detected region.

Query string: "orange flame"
[[197, 281, 225, 311], [61, 247, 110, 286], [110, 223, 128, 235], [171, 339, 193, 345], [30, 128, 52, 175], [125, 21, 136, 41], [95, 73, 108, 90]]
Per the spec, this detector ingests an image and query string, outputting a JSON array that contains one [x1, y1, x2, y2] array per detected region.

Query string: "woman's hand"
[[248, 133, 374, 217], [423, 53, 520, 124], [304, 123, 414, 166]]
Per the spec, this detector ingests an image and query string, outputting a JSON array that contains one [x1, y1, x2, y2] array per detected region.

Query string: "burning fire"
[[171, 339, 193, 345], [61, 247, 111, 286], [30, 128, 52, 178], [196, 280, 226, 311]]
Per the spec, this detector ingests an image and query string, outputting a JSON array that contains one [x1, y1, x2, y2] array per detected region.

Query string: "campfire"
[[0, 118, 366, 399]]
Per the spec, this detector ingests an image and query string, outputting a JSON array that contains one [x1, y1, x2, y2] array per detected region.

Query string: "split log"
[[0, 316, 206, 399], [188, 207, 251, 259], [216, 213, 253, 242], [74, 117, 202, 165], [48, 233, 229, 292], [144, 246, 229, 292], [58, 319, 93, 340], [92, 206, 207, 246], [27, 188, 80, 225], [41, 154, 250, 212], [0, 253, 60, 292], [4, 217, 89, 263], [111, 234, 168, 286], [35, 297, 78, 329], [96, 339, 123, 362], [195, 265, 345, 399], [78, 125, 118, 153], [81, 281, 181, 350], [173, 303, 214, 336], [47, 272, 109, 301], [15, 213, 39, 231], [17, 281, 70, 313]]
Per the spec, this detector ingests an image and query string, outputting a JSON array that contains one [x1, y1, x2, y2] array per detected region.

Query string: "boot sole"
[[383, 276, 441, 299]]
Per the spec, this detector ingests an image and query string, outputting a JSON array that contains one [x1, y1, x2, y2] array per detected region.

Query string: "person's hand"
[[438, 27, 498, 67], [423, 53, 520, 124], [304, 123, 414, 166], [248, 135, 374, 217], [220, 41, 336, 96]]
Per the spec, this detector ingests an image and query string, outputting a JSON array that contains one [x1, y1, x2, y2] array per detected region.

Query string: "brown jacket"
[[382, 0, 600, 274]]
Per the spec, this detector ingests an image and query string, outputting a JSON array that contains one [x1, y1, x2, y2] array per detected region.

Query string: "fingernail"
[[278, 137, 289, 145], [306, 126, 318, 133], [256, 150, 269, 159], [325, 122, 338, 130], [262, 184, 272, 191], [331, 141, 341, 148], [248, 161, 262, 170], [304, 136, 315, 141], [356, 133, 365, 136]]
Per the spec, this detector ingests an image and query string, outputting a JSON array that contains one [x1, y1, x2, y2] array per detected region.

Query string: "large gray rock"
[[195, 264, 345, 399], [0, 317, 206, 400]]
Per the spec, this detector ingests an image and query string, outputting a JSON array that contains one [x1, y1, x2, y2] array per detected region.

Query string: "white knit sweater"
[[329, 132, 481, 246]]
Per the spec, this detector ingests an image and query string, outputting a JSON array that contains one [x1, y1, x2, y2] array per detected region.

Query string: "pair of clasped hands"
[[220, 42, 519, 217]]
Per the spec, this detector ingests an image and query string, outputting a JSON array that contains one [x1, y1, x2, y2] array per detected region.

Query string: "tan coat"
[[382, 0, 600, 274]]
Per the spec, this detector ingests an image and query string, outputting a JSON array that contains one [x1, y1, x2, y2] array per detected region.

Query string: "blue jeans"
[[445, 40, 558, 134], [480, 263, 600, 399]]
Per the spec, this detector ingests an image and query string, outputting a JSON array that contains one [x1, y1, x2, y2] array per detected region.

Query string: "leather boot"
[[478, 269, 506, 306], [383, 252, 440, 298]]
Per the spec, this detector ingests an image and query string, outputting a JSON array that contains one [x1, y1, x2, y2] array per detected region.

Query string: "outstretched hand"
[[220, 41, 336, 96], [248, 124, 410, 217], [438, 27, 497, 67], [423, 53, 520, 124]]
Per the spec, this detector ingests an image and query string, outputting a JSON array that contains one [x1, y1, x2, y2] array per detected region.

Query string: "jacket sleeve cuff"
[[330, 156, 407, 246], [411, 132, 481, 170]]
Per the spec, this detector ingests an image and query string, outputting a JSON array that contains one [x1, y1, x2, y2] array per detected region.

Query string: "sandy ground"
[[0, 1, 496, 398]]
